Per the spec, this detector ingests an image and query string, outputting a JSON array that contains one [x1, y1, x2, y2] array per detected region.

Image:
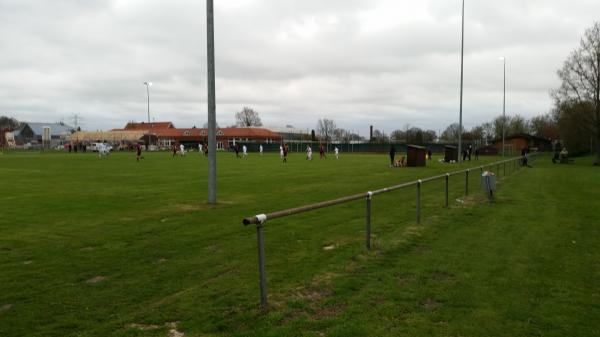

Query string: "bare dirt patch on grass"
[[422, 298, 442, 311], [454, 195, 487, 207], [174, 200, 237, 212], [0, 304, 12, 313], [167, 322, 185, 337], [126, 323, 161, 331], [86, 276, 107, 284], [431, 270, 455, 282], [126, 321, 185, 336]]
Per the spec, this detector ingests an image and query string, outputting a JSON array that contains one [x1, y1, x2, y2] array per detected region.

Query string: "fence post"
[[366, 192, 373, 250], [465, 169, 469, 196], [255, 215, 268, 308], [445, 174, 449, 208], [416, 180, 422, 224]]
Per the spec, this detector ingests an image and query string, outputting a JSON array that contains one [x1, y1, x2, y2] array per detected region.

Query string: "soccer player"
[[136, 143, 143, 162], [319, 144, 326, 159], [98, 143, 108, 158], [199, 143, 203, 154], [334, 146, 339, 160], [172, 144, 177, 157], [283, 143, 289, 163], [234, 144, 240, 158], [279, 145, 284, 159], [180, 144, 186, 156], [242, 145, 248, 159], [259, 144, 263, 156], [306, 145, 312, 160]]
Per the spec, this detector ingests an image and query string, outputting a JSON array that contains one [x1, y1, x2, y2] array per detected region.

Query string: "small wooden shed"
[[444, 145, 458, 162], [407, 145, 427, 167]]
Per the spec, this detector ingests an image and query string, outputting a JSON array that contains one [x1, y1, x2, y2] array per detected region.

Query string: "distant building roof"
[[268, 126, 311, 135], [21, 122, 74, 136], [68, 130, 146, 142], [155, 127, 281, 139], [122, 121, 175, 131]]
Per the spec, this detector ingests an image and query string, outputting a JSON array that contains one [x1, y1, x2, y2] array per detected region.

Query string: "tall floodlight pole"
[[458, 0, 465, 162], [143, 82, 152, 123], [207, 0, 217, 204], [143, 81, 152, 147], [500, 57, 506, 156]]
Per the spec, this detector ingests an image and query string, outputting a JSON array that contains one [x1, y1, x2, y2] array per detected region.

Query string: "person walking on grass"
[[306, 145, 312, 160], [242, 145, 248, 159], [334, 146, 339, 160], [389, 145, 396, 167], [259, 144, 263, 156], [279, 145, 284, 159], [179, 143, 186, 156]]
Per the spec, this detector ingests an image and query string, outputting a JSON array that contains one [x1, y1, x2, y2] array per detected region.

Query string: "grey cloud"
[[1, 0, 599, 134]]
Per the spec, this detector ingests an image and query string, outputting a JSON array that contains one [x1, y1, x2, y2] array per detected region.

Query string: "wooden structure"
[[407, 145, 427, 167], [492, 134, 552, 153], [444, 145, 458, 162]]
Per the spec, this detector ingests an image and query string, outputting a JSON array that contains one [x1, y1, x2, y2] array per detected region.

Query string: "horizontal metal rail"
[[242, 154, 534, 308], [243, 156, 523, 226]]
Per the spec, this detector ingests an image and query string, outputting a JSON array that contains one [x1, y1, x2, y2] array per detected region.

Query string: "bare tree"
[[441, 123, 462, 143], [235, 107, 263, 127], [0, 116, 20, 130], [508, 114, 531, 135], [552, 22, 600, 164], [317, 119, 336, 142], [530, 114, 558, 139]]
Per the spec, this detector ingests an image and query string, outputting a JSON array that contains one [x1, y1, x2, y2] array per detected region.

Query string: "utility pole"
[[207, 0, 217, 203]]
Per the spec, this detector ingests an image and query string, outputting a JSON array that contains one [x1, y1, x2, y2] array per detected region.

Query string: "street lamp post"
[[458, 0, 465, 162], [499, 57, 506, 156]]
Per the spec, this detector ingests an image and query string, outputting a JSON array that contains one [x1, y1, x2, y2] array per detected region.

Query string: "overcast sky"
[[1, 0, 598, 135]]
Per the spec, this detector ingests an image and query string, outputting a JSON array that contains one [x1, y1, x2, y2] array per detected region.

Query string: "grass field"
[[0, 150, 598, 337]]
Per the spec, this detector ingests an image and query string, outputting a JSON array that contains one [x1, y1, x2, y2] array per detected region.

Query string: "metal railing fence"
[[242, 155, 534, 308]]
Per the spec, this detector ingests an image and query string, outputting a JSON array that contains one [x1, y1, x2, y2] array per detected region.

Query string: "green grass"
[[0, 150, 598, 337]]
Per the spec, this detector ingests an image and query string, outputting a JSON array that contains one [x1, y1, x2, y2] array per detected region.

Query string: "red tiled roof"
[[155, 127, 281, 139], [123, 122, 175, 131]]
